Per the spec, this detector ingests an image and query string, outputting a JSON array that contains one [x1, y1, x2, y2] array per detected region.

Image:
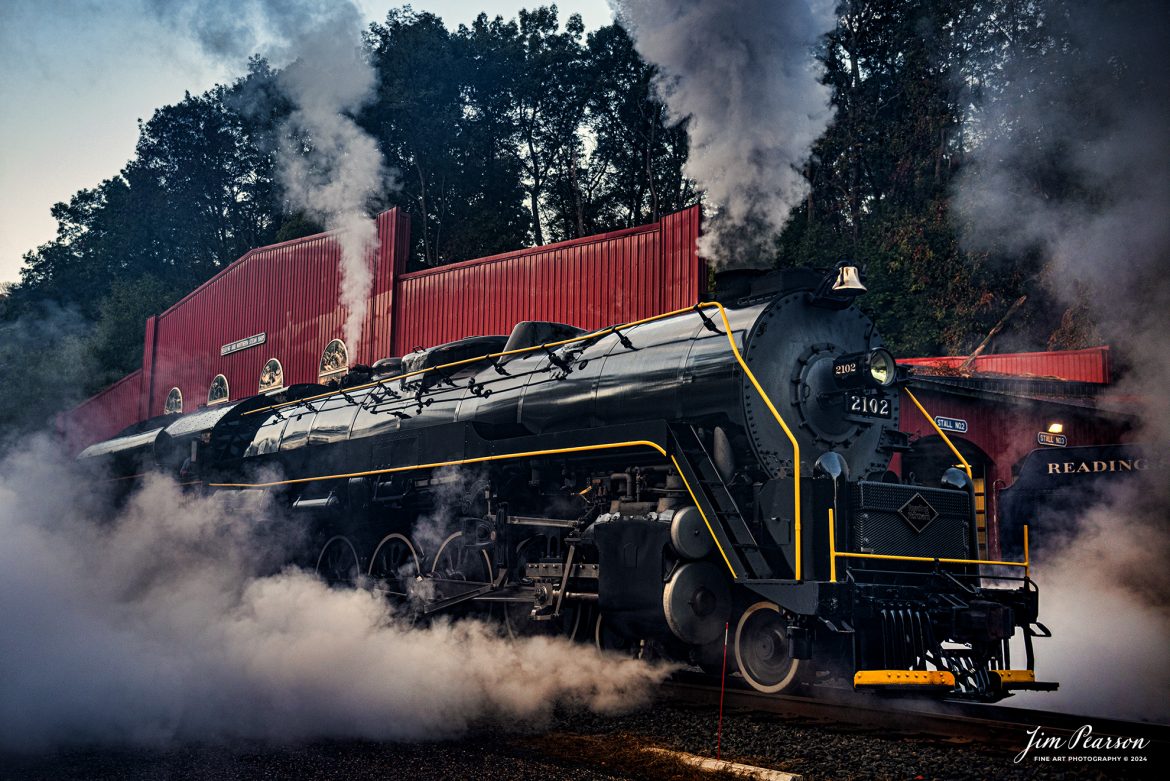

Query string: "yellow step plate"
[[854, 670, 956, 688], [990, 669, 1035, 686]]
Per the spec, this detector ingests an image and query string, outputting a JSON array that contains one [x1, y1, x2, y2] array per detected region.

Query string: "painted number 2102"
[[847, 393, 891, 418]]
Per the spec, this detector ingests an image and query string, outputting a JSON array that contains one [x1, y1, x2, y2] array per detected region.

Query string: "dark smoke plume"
[[955, 0, 1170, 721], [609, 0, 837, 267]]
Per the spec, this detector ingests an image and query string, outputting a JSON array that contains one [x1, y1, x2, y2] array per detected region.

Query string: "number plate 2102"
[[845, 393, 891, 419]]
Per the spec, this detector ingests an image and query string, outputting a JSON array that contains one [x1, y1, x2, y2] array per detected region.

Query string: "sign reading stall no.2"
[[934, 416, 968, 434]]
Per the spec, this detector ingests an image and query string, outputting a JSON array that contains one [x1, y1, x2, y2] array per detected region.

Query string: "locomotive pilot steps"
[[79, 264, 1058, 702]]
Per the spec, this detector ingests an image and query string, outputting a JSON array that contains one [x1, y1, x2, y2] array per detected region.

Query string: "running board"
[[854, 670, 956, 691], [990, 669, 1059, 692]]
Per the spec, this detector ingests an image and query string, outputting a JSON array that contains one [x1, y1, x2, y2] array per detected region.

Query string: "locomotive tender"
[[80, 264, 1056, 701]]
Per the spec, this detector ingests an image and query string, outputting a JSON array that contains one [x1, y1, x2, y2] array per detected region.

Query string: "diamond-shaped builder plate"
[[898, 492, 939, 533]]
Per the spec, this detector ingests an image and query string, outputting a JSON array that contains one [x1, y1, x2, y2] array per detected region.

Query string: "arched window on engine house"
[[258, 358, 284, 394], [208, 374, 230, 405], [164, 387, 183, 415], [318, 339, 349, 384]]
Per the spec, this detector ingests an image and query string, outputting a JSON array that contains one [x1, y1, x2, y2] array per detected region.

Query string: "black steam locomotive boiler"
[[80, 264, 1056, 701]]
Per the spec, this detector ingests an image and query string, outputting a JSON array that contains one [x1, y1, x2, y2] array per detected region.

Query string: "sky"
[[0, 0, 614, 287]]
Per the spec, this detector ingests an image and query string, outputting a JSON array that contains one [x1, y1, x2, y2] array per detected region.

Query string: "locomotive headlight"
[[867, 348, 895, 387], [832, 348, 898, 389]]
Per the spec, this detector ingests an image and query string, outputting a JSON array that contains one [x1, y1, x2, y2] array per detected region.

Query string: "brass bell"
[[831, 264, 866, 294]]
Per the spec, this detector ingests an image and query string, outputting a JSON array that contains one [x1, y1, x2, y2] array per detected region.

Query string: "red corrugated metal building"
[[899, 347, 1113, 383], [59, 206, 703, 449], [61, 369, 145, 453]]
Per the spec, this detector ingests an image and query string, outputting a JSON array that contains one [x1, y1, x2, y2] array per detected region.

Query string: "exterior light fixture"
[[833, 348, 898, 389]]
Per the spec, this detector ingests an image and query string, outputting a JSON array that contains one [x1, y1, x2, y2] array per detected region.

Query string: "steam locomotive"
[[79, 264, 1056, 701]]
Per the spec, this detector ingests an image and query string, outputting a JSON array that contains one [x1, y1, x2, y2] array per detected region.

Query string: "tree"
[[776, 0, 1038, 356], [10, 178, 137, 320], [448, 13, 531, 257], [88, 275, 175, 388], [509, 7, 589, 246], [0, 301, 96, 439], [366, 10, 465, 266], [577, 23, 694, 237], [6, 68, 281, 391], [123, 82, 279, 291]]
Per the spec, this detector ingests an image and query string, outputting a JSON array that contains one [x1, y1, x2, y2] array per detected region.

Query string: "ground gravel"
[[2, 737, 626, 781], [3, 701, 1156, 780], [548, 701, 1158, 781]]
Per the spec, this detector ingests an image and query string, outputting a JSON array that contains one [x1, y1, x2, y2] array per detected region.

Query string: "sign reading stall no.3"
[[1037, 431, 1067, 447]]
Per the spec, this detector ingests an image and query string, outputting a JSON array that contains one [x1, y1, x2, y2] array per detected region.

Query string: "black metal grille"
[[849, 482, 971, 559]]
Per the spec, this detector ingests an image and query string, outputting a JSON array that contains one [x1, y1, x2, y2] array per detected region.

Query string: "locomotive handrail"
[[904, 389, 973, 480], [828, 508, 838, 581], [1024, 524, 1030, 579], [208, 439, 670, 488], [827, 399, 1022, 582], [827, 520, 1032, 579], [235, 301, 806, 577], [707, 303, 804, 580], [831, 551, 1030, 568], [207, 434, 749, 581], [241, 304, 708, 417]]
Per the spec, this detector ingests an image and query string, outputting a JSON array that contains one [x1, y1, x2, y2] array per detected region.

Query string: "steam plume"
[[145, 0, 339, 64], [1021, 486, 1170, 721], [609, 0, 837, 266], [0, 439, 668, 749], [955, 0, 1170, 721], [276, 8, 386, 356], [146, 0, 389, 357]]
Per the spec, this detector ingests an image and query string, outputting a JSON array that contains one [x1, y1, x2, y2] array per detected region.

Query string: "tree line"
[[0, 2, 1100, 432]]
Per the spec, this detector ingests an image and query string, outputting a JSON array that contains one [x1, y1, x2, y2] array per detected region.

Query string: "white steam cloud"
[[147, 0, 390, 357], [276, 8, 387, 357], [0, 439, 669, 749], [609, 0, 837, 266], [956, 0, 1170, 721], [1020, 487, 1170, 722], [145, 0, 339, 64]]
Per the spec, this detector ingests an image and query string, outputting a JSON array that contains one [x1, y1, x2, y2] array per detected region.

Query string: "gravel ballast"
[[4, 700, 1156, 780]]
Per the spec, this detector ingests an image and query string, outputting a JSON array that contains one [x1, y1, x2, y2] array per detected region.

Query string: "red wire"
[[717, 621, 728, 760]]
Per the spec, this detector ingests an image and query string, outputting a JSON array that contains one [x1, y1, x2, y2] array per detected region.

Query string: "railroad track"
[[660, 671, 1170, 757]]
